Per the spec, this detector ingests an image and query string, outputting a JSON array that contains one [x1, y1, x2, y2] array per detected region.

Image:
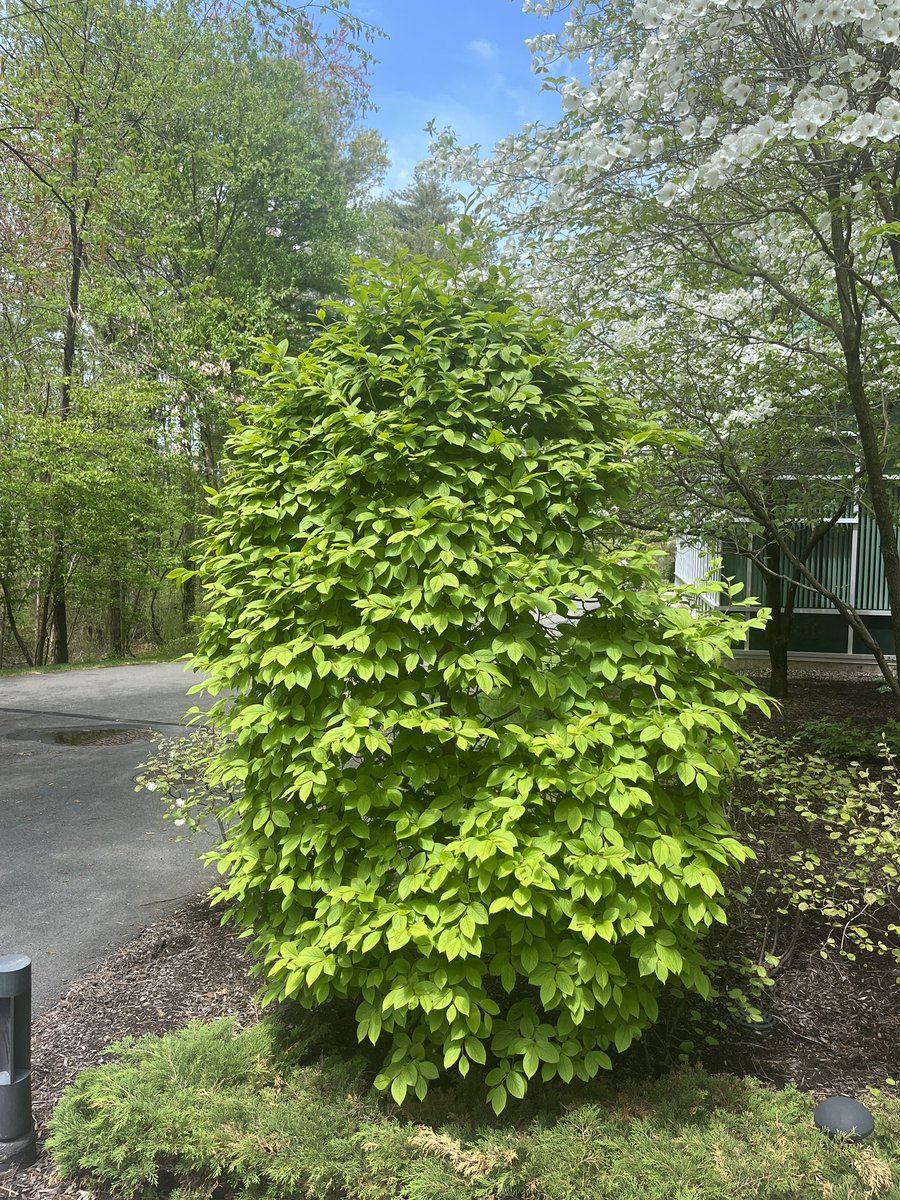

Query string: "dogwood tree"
[[587, 263, 869, 695], [433, 0, 900, 690]]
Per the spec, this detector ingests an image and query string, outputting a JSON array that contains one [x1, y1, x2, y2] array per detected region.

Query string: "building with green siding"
[[675, 506, 897, 661]]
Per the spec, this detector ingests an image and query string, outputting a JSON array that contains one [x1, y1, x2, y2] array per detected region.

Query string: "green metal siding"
[[710, 506, 900, 655], [853, 510, 900, 612], [801, 524, 854, 608], [722, 526, 854, 610]]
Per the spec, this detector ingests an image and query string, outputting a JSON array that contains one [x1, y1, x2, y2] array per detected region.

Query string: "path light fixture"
[[0, 954, 37, 1172], [728, 1004, 776, 1035], [813, 1095, 875, 1143]]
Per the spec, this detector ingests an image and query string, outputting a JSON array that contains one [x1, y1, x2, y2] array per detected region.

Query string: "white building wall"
[[673, 539, 720, 609]]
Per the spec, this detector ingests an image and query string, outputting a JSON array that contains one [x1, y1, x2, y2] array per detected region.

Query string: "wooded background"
[[0, 0, 457, 667]]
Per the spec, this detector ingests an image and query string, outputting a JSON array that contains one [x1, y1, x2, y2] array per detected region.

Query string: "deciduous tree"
[[0, 0, 384, 662], [434, 0, 900, 692]]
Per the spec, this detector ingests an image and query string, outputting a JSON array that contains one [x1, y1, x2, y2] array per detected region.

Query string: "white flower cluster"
[[721, 395, 776, 429], [430, 0, 900, 444], [796, 0, 900, 41], [487, 0, 900, 208]]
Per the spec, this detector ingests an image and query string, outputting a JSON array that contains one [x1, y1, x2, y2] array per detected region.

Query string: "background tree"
[[373, 163, 460, 259], [0, 384, 185, 664], [433, 0, 900, 694], [575, 260, 866, 696], [0, 0, 385, 665]]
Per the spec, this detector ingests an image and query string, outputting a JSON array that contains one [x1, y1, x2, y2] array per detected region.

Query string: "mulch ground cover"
[[3, 675, 899, 1199], [692, 673, 900, 1096]]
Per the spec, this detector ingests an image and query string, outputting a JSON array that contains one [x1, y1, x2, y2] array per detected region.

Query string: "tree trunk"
[[61, 224, 83, 415], [766, 631, 789, 698], [46, 533, 71, 663], [762, 541, 791, 698], [148, 584, 163, 644], [180, 520, 197, 635], [34, 574, 51, 665], [830, 214, 900, 683], [845, 346, 900, 669], [0, 576, 33, 666], [109, 583, 125, 656], [49, 585, 69, 664], [49, 119, 88, 666], [180, 571, 196, 634]]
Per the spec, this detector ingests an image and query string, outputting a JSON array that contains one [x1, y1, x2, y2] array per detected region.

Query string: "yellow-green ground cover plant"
[[183, 255, 768, 1112], [728, 733, 900, 968], [47, 1016, 900, 1200]]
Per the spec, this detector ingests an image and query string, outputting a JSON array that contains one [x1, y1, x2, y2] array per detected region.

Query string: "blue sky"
[[357, 1, 564, 191]]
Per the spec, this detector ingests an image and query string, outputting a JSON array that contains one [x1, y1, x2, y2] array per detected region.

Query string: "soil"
[[2, 676, 898, 1199], [744, 673, 900, 737], [663, 673, 900, 1098]]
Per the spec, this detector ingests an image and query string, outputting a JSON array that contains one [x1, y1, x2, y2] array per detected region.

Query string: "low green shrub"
[[47, 1017, 900, 1200], [136, 726, 240, 843], [796, 718, 900, 762]]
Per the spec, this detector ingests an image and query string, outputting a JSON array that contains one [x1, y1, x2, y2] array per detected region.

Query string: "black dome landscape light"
[[813, 1096, 875, 1143], [728, 1004, 776, 1035]]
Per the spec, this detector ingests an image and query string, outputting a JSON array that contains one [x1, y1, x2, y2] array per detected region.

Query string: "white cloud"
[[468, 39, 498, 60]]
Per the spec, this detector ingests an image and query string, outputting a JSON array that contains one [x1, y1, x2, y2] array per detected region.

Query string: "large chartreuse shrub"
[[190, 257, 767, 1112]]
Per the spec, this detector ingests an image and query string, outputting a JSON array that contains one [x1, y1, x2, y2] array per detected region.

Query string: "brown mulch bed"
[[697, 674, 900, 1098], [698, 949, 899, 1097], [3, 676, 898, 1197], [743, 673, 900, 735]]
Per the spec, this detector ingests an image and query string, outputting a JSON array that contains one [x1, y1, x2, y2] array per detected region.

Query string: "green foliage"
[[190, 256, 768, 1111], [372, 164, 461, 262], [47, 1019, 372, 1200], [0, 0, 386, 664], [0, 383, 187, 661], [135, 727, 241, 843], [729, 734, 900, 967], [797, 719, 900, 762], [48, 1017, 900, 1200]]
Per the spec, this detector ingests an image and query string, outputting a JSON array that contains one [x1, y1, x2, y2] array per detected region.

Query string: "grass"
[[47, 1015, 900, 1200], [0, 647, 194, 677]]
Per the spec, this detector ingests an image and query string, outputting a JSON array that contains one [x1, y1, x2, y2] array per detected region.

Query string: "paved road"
[[0, 662, 218, 1013]]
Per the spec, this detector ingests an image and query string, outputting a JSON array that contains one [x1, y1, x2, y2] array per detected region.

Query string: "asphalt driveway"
[[0, 662, 219, 1013]]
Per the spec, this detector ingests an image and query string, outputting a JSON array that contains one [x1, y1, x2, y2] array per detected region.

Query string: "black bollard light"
[[813, 1095, 875, 1143], [0, 954, 37, 1172]]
